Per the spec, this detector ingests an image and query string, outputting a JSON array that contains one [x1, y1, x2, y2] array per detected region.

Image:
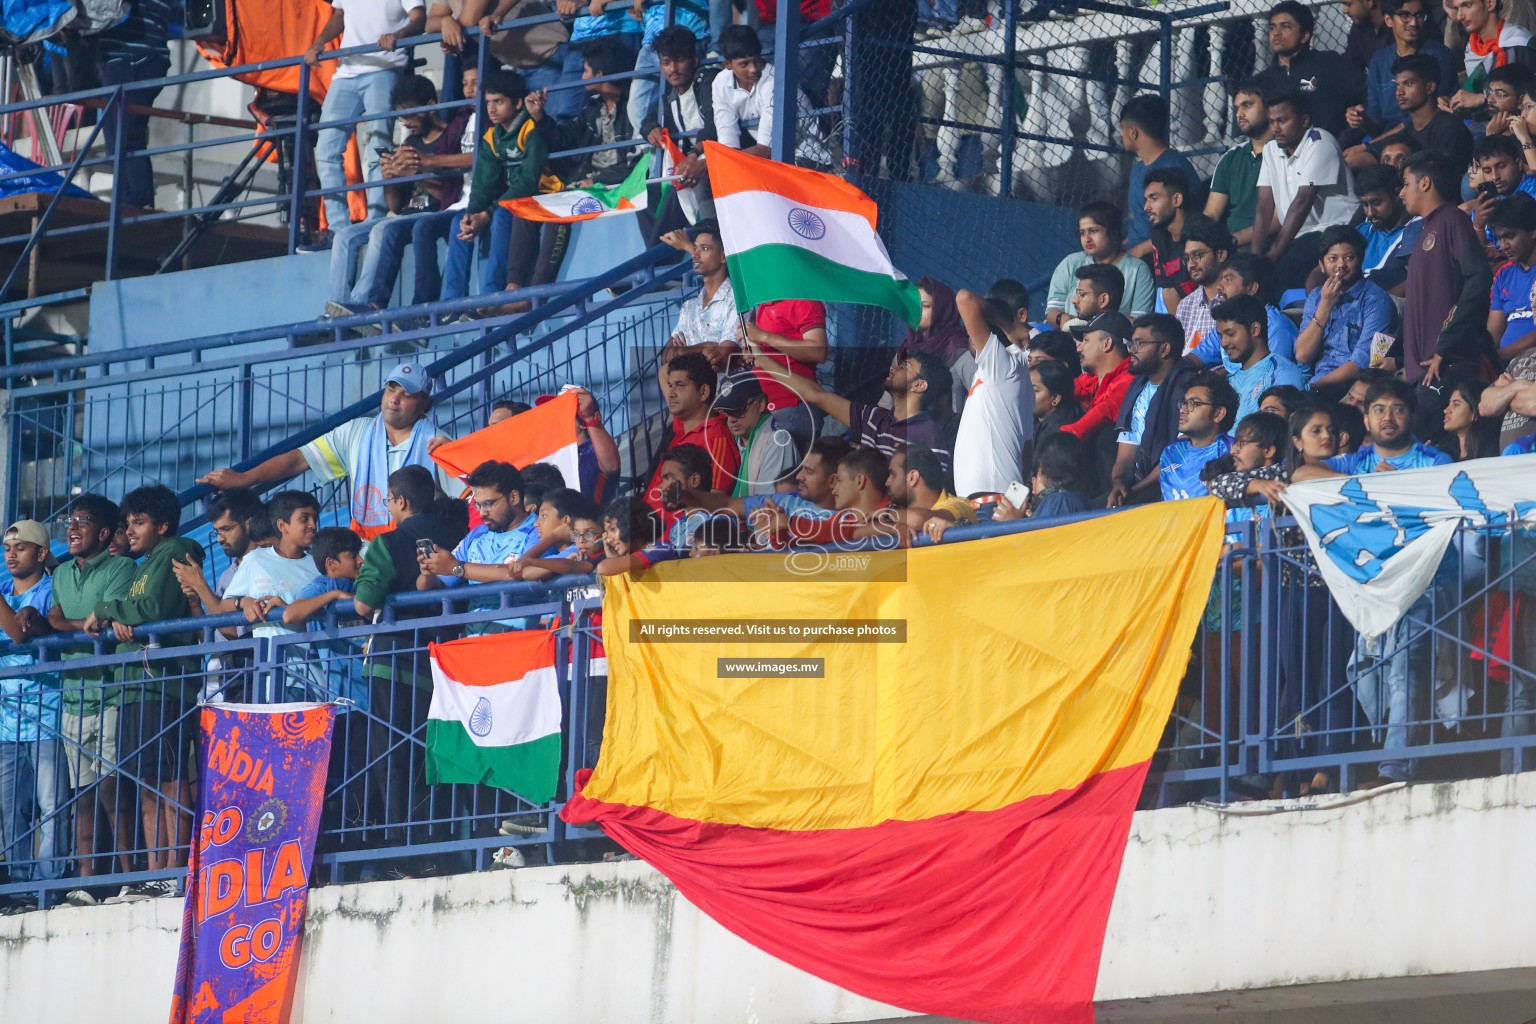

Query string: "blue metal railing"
[[0, 508, 1531, 904]]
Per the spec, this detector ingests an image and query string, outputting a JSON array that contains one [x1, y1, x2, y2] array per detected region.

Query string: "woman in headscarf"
[[898, 276, 973, 415]]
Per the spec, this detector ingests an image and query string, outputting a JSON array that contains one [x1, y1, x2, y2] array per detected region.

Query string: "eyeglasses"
[[1183, 248, 1214, 262], [471, 496, 505, 513], [571, 530, 600, 541], [62, 516, 98, 528], [1128, 338, 1164, 351], [1391, 9, 1430, 20], [1178, 398, 1212, 410]]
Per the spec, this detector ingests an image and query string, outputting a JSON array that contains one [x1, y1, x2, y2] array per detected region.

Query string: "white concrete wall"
[[6, 774, 1536, 1024]]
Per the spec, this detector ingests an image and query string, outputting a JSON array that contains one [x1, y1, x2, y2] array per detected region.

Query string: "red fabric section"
[[753, 299, 824, 411], [561, 761, 1149, 1024]]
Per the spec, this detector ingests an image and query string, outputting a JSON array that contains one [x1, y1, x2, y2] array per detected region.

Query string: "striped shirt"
[[98, 0, 173, 60], [847, 403, 950, 469]]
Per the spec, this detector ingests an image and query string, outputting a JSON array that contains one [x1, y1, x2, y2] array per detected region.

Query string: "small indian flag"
[[430, 389, 582, 490], [426, 629, 562, 803], [501, 153, 651, 223], [704, 142, 920, 326]]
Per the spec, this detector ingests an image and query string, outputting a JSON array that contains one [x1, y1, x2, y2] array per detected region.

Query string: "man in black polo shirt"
[[1253, 0, 1367, 137]]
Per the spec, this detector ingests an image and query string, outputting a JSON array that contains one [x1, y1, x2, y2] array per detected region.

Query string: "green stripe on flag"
[[726, 244, 922, 326], [426, 720, 561, 804]]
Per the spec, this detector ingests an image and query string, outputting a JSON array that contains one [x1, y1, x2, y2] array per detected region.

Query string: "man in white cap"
[[199, 362, 464, 538], [1, 519, 69, 892]]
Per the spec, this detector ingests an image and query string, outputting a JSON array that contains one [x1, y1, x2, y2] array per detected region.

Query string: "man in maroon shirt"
[[741, 298, 829, 456], [647, 350, 741, 512], [1400, 149, 1493, 386]]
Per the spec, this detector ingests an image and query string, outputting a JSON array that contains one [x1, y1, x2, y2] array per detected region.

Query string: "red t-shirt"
[[756, 0, 831, 23], [753, 299, 824, 411], [645, 414, 742, 515]]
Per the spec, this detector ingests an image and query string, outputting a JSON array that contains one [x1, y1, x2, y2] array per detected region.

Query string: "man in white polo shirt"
[[951, 287, 1033, 498], [1253, 89, 1357, 292]]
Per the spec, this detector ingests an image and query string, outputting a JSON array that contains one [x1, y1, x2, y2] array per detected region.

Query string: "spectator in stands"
[[712, 25, 774, 158], [1176, 220, 1232, 358], [952, 288, 1033, 498], [1260, 382, 1306, 419], [1108, 313, 1196, 507], [596, 495, 672, 574], [1068, 264, 1126, 328], [1203, 251, 1301, 366], [1064, 312, 1135, 455], [47, 496, 134, 897], [709, 371, 797, 496], [1401, 149, 1495, 385], [894, 444, 975, 534], [1031, 360, 1084, 438], [488, 397, 530, 426], [303, 0, 427, 246], [352, 466, 466, 617], [992, 431, 1094, 522], [1488, 193, 1536, 359], [1212, 294, 1306, 422], [1331, 376, 1455, 470], [325, 73, 472, 322], [647, 350, 740, 512], [1439, 378, 1503, 458], [541, 37, 640, 188], [742, 298, 829, 454], [1344, 0, 1393, 69], [417, 460, 538, 585], [1027, 328, 1082, 377], [440, 69, 554, 311], [654, 445, 719, 547], [222, 491, 321, 645], [1351, 0, 1460, 140], [1466, 134, 1536, 239], [756, 350, 952, 466], [83, 484, 204, 898], [1145, 168, 1211, 314], [1443, 0, 1533, 118], [1377, 134, 1420, 167], [1254, 90, 1360, 291], [0, 520, 66, 891], [510, 495, 606, 579], [1160, 373, 1240, 500], [564, 0, 643, 118], [662, 221, 735, 360], [1205, 82, 1271, 247], [687, 437, 849, 539], [1296, 224, 1396, 391], [536, 387, 620, 504], [1483, 61, 1536, 132], [1349, 54, 1474, 171], [1121, 94, 1204, 253], [760, 448, 894, 548], [1254, 1, 1367, 137], [465, 1, 578, 116], [640, 27, 717, 213], [200, 363, 462, 538], [629, 0, 710, 136], [1354, 163, 1421, 293], [283, 527, 364, 626], [985, 279, 1034, 353], [1045, 201, 1155, 326], [95, 0, 172, 209]]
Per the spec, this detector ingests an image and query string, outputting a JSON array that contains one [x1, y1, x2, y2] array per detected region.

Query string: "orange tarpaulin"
[[196, 0, 369, 224]]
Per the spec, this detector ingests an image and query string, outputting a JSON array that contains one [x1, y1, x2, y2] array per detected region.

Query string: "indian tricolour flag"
[[705, 142, 920, 326], [429, 389, 582, 490], [426, 630, 562, 803], [501, 153, 652, 223]]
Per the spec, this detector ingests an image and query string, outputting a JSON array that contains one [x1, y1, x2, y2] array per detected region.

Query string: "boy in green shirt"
[[84, 484, 205, 895], [47, 493, 137, 891]]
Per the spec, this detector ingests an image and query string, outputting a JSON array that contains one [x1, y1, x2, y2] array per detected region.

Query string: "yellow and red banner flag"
[[561, 499, 1226, 1023]]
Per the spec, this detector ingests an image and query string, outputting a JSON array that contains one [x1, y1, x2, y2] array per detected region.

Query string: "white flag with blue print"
[[1280, 456, 1536, 640]]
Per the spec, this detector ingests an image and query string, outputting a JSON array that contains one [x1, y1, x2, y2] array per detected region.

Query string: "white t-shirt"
[[951, 334, 1033, 497], [332, 0, 422, 79], [675, 86, 704, 134], [1257, 128, 1356, 237], [712, 61, 776, 149], [300, 415, 467, 498], [223, 546, 320, 639], [446, 112, 478, 213]]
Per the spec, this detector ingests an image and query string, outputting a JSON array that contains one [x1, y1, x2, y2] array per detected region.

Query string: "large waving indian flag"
[[704, 142, 920, 326], [426, 629, 562, 803], [430, 389, 582, 490], [563, 499, 1226, 1023]]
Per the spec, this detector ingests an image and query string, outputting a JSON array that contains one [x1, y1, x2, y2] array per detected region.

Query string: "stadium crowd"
[[5, 0, 1536, 909]]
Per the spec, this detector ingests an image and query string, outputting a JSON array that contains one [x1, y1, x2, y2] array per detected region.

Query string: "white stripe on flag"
[[546, 439, 583, 493], [716, 190, 905, 277], [427, 661, 562, 747]]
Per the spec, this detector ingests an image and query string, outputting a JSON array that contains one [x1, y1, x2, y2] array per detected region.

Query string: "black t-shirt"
[[1149, 212, 1214, 296], [1367, 110, 1474, 172]]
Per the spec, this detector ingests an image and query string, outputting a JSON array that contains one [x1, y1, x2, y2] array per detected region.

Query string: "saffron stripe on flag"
[[426, 721, 561, 803], [426, 662, 563, 747], [715, 189, 905, 276], [704, 143, 878, 226], [726, 245, 922, 326]]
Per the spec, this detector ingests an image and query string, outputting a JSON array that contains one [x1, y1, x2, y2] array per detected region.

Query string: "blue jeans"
[[1350, 591, 1435, 781], [315, 69, 397, 231], [410, 209, 459, 304], [708, 0, 732, 49], [328, 216, 384, 305], [628, 44, 662, 139], [441, 206, 514, 300], [528, 49, 584, 122], [351, 215, 423, 308], [0, 736, 69, 881]]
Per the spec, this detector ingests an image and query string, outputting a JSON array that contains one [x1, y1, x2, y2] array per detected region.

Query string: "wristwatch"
[[452, 560, 466, 578]]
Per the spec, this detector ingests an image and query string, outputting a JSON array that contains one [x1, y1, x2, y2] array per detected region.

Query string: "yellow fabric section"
[[584, 498, 1227, 831]]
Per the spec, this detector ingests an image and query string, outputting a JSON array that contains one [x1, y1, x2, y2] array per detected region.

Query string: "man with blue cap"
[[199, 362, 465, 538]]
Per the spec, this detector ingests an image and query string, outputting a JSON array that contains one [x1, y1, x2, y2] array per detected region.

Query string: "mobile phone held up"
[[1004, 481, 1031, 509], [416, 538, 438, 559]]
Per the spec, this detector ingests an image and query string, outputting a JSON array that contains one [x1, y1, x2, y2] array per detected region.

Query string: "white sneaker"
[[64, 889, 98, 907], [491, 847, 526, 869]]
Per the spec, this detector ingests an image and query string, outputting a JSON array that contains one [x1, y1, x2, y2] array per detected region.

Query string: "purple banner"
[[170, 702, 336, 1024]]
